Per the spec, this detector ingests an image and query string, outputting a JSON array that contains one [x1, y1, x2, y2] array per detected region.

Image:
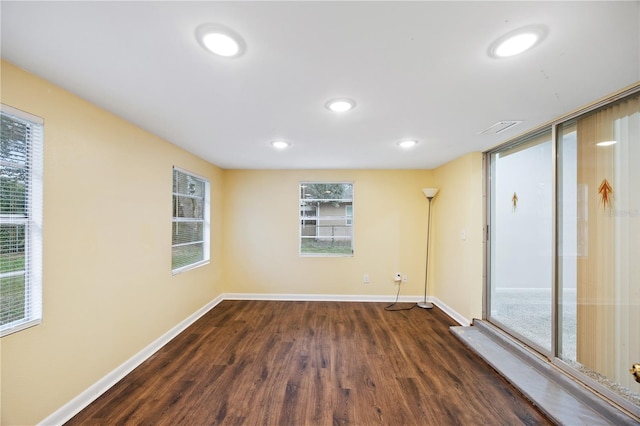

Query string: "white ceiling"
[[2, 1, 639, 169]]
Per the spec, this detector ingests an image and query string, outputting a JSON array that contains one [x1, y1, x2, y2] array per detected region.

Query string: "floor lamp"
[[418, 188, 439, 309]]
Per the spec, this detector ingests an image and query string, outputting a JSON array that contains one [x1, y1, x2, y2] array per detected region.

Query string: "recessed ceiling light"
[[270, 140, 290, 150], [397, 140, 418, 149], [496, 33, 537, 57], [597, 140, 617, 147], [326, 98, 356, 112], [489, 25, 547, 58], [196, 24, 246, 58]]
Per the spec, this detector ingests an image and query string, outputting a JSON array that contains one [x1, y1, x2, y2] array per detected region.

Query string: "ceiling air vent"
[[478, 120, 522, 135]]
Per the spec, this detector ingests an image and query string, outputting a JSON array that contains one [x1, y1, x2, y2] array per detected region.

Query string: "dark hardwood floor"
[[66, 300, 552, 425]]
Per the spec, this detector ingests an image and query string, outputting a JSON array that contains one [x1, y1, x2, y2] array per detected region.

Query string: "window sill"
[[171, 260, 210, 276], [1, 318, 41, 338]]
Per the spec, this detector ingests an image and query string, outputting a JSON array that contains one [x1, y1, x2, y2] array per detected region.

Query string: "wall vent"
[[478, 120, 523, 135]]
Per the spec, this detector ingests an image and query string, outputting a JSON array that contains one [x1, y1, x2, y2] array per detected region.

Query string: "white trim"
[[224, 293, 418, 303], [299, 182, 354, 257], [38, 293, 468, 425], [38, 295, 225, 426], [171, 168, 210, 274], [0, 318, 41, 337], [1, 103, 44, 124], [430, 296, 472, 326], [172, 165, 209, 183], [0, 107, 44, 338], [171, 259, 210, 276]]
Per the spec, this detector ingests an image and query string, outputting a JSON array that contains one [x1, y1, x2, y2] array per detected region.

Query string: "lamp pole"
[[418, 188, 438, 309]]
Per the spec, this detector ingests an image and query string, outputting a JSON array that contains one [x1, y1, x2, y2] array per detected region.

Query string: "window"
[[300, 182, 353, 256], [172, 167, 210, 274], [345, 205, 353, 226], [1, 105, 43, 337]]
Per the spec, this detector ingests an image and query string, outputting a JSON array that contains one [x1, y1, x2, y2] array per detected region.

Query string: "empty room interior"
[[1, 2, 639, 425]]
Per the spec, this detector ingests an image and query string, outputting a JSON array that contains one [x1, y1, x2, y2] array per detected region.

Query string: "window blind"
[[1, 104, 43, 337], [172, 167, 210, 274]]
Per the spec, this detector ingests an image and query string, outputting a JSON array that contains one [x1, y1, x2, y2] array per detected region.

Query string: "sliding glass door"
[[487, 89, 640, 413], [557, 94, 640, 408], [488, 130, 553, 354]]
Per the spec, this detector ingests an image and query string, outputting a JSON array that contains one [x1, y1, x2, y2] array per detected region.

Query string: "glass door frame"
[[484, 84, 640, 417], [485, 128, 558, 359]]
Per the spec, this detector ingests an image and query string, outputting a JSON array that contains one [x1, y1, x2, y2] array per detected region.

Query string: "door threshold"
[[450, 320, 639, 425]]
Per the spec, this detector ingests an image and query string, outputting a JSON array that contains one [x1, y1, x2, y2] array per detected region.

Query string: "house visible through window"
[[172, 167, 210, 274], [300, 182, 353, 256], [1, 104, 43, 337], [345, 205, 353, 226]]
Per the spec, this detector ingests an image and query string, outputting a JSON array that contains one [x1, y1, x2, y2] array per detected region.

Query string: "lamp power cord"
[[384, 282, 416, 311]]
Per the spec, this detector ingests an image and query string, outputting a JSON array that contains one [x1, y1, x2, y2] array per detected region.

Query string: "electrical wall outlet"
[[394, 272, 402, 284], [402, 275, 408, 283], [363, 274, 370, 284]]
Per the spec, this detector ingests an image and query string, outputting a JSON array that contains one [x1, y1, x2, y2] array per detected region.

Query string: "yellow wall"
[[222, 169, 434, 296], [1, 60, 486, 425], [433, 152, 484, 321], [0, 61, 224, 425]]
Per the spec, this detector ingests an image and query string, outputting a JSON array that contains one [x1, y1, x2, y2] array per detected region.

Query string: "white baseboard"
[[38, 295, 225, 426], [430, 296, 472, 326], [39, 292, 468, 425], [223, 292, 420, 303]]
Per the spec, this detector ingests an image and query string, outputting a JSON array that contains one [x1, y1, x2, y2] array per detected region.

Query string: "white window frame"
[[299, 182, 354, 257], [171, 167, 210, 274], [1, 104, 44, 337]]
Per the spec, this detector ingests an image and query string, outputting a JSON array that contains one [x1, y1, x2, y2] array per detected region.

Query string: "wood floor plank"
[[66, 301, 552, 425]]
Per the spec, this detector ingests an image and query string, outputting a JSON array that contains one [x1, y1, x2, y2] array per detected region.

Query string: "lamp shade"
[[422, 188, 439, 199]]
